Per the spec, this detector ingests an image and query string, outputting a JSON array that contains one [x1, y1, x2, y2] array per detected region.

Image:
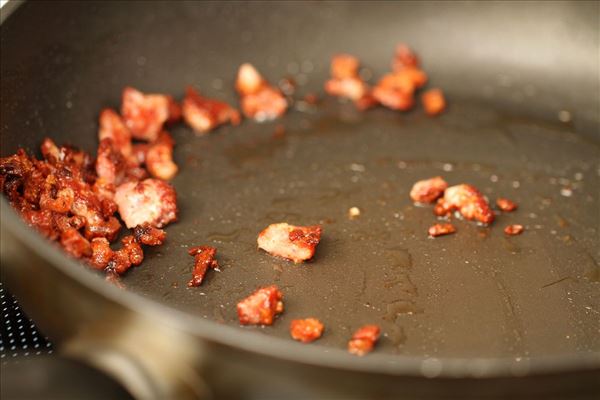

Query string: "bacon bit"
[[114, 178, 178, 228], [331, 54, 360, 79], [371, 83, 414, 111], [325, 78, 369, 102], [107, 248, 132, 275], [182, 87, 241, 134], [39, 187, 75, 214], [236, 63, 288, 121], [433, 198, 453, 217], [504, 224, 524, 235], [187, 245, 218, 287], [145, 131, 178, 180], [237, 285, 284, 325], [410, 176, 448, 204], [392, 44, 419, 71], [60, 228, 92, 258], [90, 237, 113, 270], [348, 325, 380, 356], [133, 223, 166, 246], [441, 184, 495, 225], [421, 89, 446, 116], [428, 223, 456, 237], [324, 54, 373, 108], [95, 138, 127, 186], [496, 198, 518, 212], [122, 235, 143, 266], [121, 87, 172, 142], [290, 318, 324, 343], [372, 68, 427, 111], [257, 223, 322, 263], [99, 109, 132, 158]]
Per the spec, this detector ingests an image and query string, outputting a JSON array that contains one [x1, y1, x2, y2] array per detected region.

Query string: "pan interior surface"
[[122, 98, 599, 359], [1, 1, 598, 362]]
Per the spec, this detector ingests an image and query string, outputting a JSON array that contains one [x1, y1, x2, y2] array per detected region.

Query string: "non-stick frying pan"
[[1, 1, 599, 399]]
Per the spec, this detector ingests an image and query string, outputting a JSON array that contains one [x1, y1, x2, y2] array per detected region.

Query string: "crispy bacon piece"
[[496, 198, 518, 212], [121, 87, 174, 142], [114, 178, 178, 229], [95, 138, 127, 186], [324, 54, 375, 109], [1, 141, 122, 249], [98, 109, 132, 158], [60, 228, 92, 258], [108, 248, 132, 275], [504, 224, 524, 236], [422, 89, 446, 116], [145, 131, 178, 180], [392, 44, 419, 71], [290, 318, 324, 343], [237, 285, 284, 325], [257, 223, 322, 263], [236, 63, 288, 121], [39, 186, 75, 214], [440, 184, 495, 225], [187, 245, 218, 287], [434, 198, 452, 217], [90, 237, 113, 270], [122, 235, 144, 266], [133, 223, 166, 246], [371, 68, 427, 111], [428, 223, 456, 237], [410, 176, 448, 204], [182, 87, 241, 134], [348, 325, 380, 356]]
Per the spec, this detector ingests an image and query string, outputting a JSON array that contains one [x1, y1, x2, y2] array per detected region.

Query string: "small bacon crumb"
[[442, 184, 495, 225], [133, 223, 166, 246], [496, 198, 518, 212], [348, 325, 380, 356], [421, 89, 446, 116], [145, 131, 178, 181], [428, 223, 456, 237], [324, 54, 373, 108], [392, 44, 419, 71], [410, 176, 448, 204], [504, 224, 524, 236], [290, 318, 324, 343], [236, 63, 288, 121], [182, 87, 241, 134], [237, 285, 284, 325], [121, 87, 172, 142], [257, 223, 322, 263], [187, 245, 218, 287]]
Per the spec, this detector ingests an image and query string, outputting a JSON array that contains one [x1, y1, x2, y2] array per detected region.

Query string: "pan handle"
[[0, 356, 134, 400]]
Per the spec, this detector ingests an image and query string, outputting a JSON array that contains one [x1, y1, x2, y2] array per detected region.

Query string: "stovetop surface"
[[0, 282, 53, 365]]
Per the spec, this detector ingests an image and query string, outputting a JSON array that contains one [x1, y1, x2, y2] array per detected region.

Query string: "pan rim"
[[3, 199, 599, 379]]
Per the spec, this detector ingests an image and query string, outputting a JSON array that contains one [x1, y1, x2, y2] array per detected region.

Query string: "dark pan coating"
[[1, 1, 598, 363]]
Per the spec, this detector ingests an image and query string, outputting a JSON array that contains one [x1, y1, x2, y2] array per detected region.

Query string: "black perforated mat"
[[0, 282, 53, 364]]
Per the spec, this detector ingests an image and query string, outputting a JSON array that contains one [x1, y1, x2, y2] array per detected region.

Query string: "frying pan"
[[1, 1, 599, 399]]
